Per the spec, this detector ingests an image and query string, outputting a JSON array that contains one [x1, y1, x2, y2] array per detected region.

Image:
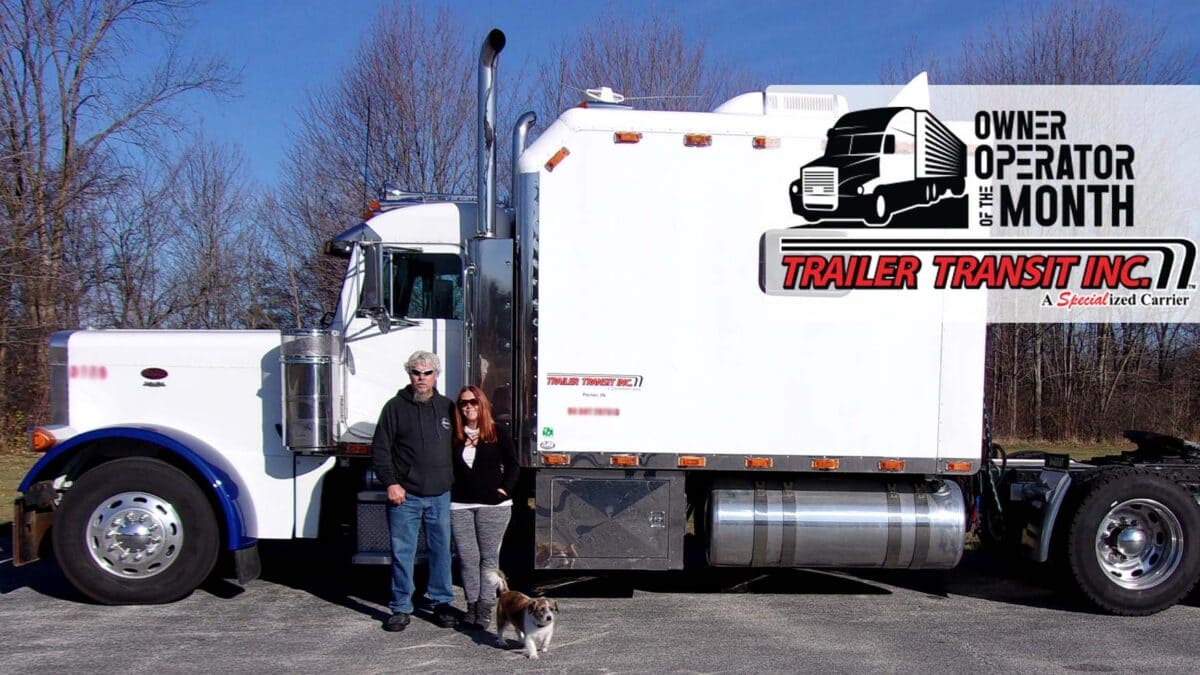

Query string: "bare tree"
[[537, 7, 753, 119], [884, 0, 1194, 85], [0, 0, 234, 444], [274, 3, 478, 326], [954, 0, 1194, 85], [887, 1, 1197, 443]]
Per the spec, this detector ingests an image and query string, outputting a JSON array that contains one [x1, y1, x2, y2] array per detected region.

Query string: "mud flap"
[[13, 498, 54, 566]]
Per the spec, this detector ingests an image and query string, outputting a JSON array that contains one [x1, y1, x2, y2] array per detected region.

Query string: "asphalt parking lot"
[[4, 529, 1200, 674]]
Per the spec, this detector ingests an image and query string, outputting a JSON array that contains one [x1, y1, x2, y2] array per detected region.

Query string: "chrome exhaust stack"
[[476, 28, 506, 238], [511, 111, 536, 216]]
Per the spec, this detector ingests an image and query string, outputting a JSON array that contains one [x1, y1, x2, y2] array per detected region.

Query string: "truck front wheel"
[[1065, 469, 1200, 615], [865, 194, 889, 225], [52, 457, 219, 604]]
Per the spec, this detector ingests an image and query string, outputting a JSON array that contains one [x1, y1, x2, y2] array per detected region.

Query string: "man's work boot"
[[432, 603, 459, 628], [383, 612, 411, 632]]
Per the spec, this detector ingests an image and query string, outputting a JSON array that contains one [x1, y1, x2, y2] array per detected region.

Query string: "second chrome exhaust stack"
[[476, 29, 505, 238]]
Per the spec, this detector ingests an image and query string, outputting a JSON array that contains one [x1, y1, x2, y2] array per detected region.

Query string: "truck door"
[[341, 246, 465, 441]]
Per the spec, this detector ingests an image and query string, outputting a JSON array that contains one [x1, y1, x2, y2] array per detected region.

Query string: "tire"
[[1064, 469, 1200, 615], [52, 457, 219, 604], [865, 194, 889, 225]]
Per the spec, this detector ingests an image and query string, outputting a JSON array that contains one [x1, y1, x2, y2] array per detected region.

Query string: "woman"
[[450, 385, 519, 629]]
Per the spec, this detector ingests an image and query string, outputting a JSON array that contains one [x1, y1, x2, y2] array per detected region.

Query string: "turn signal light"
[[341, 443, 372, 456], [944, 460, 973, 473], [811, 458, 840, 471], [878, 459, 906, 472], [541, 453, 570, 466], [30, 427, 56, 453], [745, 456, 773, 469], [752, 136, 780, 149], [545, 147, 571, 172], [613, 131, 643, 144], [683, 134, 712, 147], [609, 454, 639, 467], [677, 455, 707, 468]]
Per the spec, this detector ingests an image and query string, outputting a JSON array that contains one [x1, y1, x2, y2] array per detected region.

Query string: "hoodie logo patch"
[[441, 417, 451, 430]]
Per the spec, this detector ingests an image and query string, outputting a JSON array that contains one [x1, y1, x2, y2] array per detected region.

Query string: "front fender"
[[19, 425, 257, 550]]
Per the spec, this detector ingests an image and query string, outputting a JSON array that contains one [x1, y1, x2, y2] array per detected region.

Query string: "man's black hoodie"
[[371, 386, 455, 496]]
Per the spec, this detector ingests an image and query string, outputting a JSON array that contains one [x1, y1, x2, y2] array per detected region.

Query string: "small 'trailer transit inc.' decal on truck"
[[546, 373, 644, 389]]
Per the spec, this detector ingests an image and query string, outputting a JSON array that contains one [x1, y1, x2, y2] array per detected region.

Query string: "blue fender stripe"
[[19, 425, 257, 550]]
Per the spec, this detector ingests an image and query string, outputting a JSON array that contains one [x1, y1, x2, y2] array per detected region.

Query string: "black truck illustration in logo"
[[789, 107, 967, 227]]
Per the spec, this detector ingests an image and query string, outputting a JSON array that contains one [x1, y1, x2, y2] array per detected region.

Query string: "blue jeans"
[[386, 491, 455, 614]]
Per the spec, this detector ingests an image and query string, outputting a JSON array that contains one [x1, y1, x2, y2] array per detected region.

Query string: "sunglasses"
[[458, 399, 479, 408], [409, 369, 435, 377]]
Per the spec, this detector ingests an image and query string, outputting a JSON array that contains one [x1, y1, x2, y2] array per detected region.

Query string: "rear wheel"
[[1064, 470, 1200, 615], [52, 457, 219, 604]]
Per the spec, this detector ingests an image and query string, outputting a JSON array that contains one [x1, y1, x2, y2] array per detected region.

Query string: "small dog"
[[487, 570, 559, 659]]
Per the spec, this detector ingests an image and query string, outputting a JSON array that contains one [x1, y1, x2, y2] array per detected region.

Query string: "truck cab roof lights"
[[683, 134, 712, 147], [30, 427, 56, 453], [545, 147, 571, 172], [752, 136, 781, 149], [613, 132, 642, 144], [811, 458, 840, 471]]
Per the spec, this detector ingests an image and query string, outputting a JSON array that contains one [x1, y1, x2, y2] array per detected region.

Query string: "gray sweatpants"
[[450, 505, 512, 603]]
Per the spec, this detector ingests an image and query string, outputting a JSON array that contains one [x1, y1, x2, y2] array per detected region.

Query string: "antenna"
[[361, 95, 372, 209]]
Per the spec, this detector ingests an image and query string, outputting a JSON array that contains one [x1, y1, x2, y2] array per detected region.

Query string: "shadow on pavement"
[[3, 518, 1159, 617], [0, 522, 86, 602]]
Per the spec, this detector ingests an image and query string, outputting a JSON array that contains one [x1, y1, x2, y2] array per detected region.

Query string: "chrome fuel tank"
[[708, 477, 965, 569]]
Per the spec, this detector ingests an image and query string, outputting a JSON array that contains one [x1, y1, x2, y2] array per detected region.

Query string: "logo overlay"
[[762, 85, 1199, 323]]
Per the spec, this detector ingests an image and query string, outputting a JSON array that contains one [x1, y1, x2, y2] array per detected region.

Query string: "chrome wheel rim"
[[86, 491, 184, 579], [1094, 498, 1183, 590]]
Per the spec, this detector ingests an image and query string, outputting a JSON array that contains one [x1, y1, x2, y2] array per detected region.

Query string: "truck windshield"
[[382, 252, 463, 320], [826, 133, 884, 156]]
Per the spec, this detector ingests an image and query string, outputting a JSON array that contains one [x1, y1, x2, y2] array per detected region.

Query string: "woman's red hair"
[[453, 385, 497, 444]]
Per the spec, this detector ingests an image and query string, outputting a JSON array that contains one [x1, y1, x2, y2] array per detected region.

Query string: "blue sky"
[[169, 0, 1199, 186]]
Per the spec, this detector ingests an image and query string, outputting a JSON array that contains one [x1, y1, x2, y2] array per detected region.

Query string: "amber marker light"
[[30, 427, 56, 453], [745, 456, 773, 469], [944, 460, 973, 473], [878, 459, 906, 472], [545, 147, 571, 172], [752, 136, 781, 149], [683, 133, 712, 147], [613, 131, 642, 144], [342, 443, 372, 456], [541, 453, 570, 466], [609, 454, 639, 467], [811, 458, 841, 471], [677, 455, 707, 468]]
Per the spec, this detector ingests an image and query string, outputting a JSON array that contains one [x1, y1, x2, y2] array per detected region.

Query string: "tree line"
[[1, 1, 1195, 449]]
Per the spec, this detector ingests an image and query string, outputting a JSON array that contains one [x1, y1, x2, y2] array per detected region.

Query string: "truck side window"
[[883, 135, 896, 154], [383, 252, 463, 320]]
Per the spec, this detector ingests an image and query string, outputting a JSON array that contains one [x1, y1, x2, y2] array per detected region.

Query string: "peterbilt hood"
[[802, 155, 880, 190], [57, 329, 285, 437]]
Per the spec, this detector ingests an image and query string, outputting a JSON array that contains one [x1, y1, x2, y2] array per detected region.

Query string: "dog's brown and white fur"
[[487, 570, 558, 659]]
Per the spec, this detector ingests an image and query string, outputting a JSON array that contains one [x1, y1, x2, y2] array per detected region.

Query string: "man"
[[372, 350, 458, 632]]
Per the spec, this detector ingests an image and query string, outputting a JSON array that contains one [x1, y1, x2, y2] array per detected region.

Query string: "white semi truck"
[[13, 29, 1200, 616]]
